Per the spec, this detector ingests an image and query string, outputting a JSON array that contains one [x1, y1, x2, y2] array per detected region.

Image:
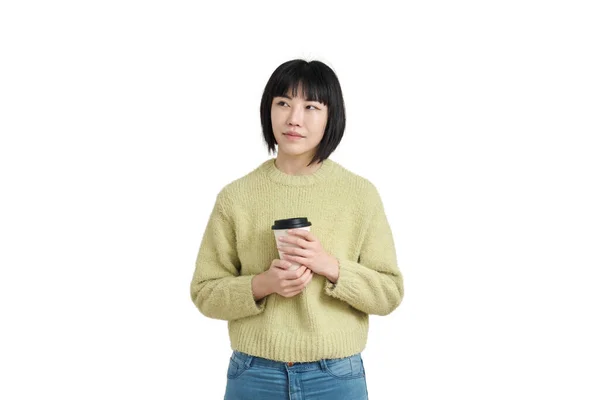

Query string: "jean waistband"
[[231, 350, 361, 372]]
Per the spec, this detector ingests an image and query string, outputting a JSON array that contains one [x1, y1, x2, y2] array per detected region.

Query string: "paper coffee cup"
[[271, 217, 312, 271]]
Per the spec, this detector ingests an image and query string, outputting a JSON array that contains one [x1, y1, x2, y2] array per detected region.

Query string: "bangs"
[[271, 67, 331, 105]]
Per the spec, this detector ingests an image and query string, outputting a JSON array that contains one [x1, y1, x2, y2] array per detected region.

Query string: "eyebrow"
[[275, 95, 322, 103]]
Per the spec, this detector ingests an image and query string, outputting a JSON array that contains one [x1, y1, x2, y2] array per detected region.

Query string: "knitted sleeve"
[[324, 184, 404, 316], [190, 191, 266, 321]]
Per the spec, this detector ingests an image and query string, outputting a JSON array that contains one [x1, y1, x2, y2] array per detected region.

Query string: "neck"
[[274, 154, 321, 176]]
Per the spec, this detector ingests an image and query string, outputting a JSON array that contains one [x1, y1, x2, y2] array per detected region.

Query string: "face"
[[271, 87, 328, 160]]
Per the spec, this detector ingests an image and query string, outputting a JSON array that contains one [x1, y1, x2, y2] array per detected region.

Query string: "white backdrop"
[[1, 1, 599, 399]]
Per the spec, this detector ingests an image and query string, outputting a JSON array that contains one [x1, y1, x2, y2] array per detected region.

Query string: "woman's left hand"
[[277, 229, 340, 283]]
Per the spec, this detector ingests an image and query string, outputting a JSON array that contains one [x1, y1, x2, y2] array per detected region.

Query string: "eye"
[[306, 105, 320, 110], [276, 101, 290, 107]]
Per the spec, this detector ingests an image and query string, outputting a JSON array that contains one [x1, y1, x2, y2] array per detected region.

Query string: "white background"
[[1, 1, 599, 399]]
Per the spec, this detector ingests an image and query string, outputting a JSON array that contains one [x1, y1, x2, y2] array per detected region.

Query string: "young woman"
[[191, 59, 404, 400]]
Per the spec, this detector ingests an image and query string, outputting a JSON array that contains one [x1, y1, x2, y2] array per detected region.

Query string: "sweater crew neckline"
[[262, 158, 335, 186]]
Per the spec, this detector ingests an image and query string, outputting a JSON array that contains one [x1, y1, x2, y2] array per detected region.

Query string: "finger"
[[278, 235, 311, 248], [277, 245, 311, 258], [285, 278, 310, 293], [286, 270, 312, 291], [301, 269, 313, 285], [286, 229, 317, 242], [284, 281, 304, 292], [282, 265, 307, 280], [290, 268, 312, 286], [281, 254, 308, 267], [273, 259, 292, 270]]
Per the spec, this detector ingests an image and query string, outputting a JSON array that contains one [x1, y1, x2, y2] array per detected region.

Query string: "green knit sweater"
[[190, 158, 403, 362]]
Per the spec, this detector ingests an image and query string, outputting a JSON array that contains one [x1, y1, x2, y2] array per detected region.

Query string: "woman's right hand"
[[252, 260, 313, 300]]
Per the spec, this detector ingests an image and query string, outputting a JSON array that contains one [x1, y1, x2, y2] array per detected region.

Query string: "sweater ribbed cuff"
[[233, 275, 267, 319], [324, 258, 362, 305]]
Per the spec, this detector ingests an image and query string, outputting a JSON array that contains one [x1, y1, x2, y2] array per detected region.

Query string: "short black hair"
[[260, 59, 346, 165]]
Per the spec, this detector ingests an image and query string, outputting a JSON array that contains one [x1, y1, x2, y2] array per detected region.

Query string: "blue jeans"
[[224, 350, 368, 400]]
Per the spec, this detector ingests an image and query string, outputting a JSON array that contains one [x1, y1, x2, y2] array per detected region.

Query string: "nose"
[[286, 105, 303, 126]]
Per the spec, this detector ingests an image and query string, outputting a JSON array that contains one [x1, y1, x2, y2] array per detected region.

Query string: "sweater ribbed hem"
[[228, 321, 369, 363]]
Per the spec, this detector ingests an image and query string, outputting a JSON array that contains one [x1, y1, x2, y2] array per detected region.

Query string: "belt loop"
[[318, 359, 327, 371], [350, 355, 359, 374], [244, 354, 254, 369]]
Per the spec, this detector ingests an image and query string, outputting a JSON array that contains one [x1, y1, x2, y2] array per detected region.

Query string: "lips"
[[284, 131, 305, 138]]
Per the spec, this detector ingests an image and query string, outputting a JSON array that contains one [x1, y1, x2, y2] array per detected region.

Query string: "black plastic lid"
[[271, 217, 312, 230]]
